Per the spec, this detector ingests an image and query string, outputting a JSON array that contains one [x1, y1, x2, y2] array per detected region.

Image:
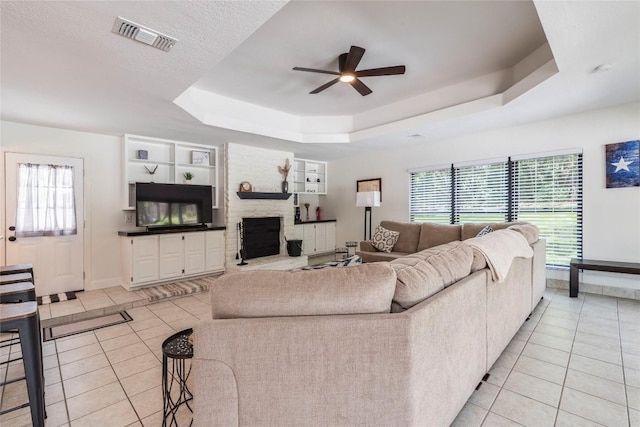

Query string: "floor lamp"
[[356, 191, 381, 240]]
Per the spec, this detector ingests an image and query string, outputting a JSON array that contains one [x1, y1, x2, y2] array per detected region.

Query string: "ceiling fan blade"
[[338, 53, 347, 73], [356, 65, 406, 77], [350, 78, 372, 96], [293, 67, 340, 76], [343, 46, 365, 72], [310, 78, 340, 94]]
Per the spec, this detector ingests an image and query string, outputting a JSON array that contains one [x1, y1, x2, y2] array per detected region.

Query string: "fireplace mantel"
[[236, 192, 292, 200]]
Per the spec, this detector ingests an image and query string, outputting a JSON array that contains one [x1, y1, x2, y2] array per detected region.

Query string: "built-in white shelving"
[[122, 134, 219, 210], [292, 158, 327, 195]]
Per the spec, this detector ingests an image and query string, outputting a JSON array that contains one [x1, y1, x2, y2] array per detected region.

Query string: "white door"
[[205, 231, 225, 272], [131, 236, 159, 284], [5, 153, 84, 296]]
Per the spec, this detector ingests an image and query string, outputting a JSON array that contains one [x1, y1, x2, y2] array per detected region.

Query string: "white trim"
[[407, 163, 451, 173], [453, 157, 508, 168], [511, 148, 583, 161]]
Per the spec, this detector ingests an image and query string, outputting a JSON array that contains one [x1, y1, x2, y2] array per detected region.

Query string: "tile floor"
[[1, 287, 639, 426]]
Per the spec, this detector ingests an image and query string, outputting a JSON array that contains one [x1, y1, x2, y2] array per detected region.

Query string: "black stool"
[[0, 273, 33, 286], [0, 282, 36, 303], [0, 302, 45, 427], [0, 264, 34, 277]]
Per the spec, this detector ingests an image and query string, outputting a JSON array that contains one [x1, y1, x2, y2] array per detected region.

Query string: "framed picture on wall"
[[357, 178, 382, 201], [191, 150, 210, 165], [606, 140, 639, 188]]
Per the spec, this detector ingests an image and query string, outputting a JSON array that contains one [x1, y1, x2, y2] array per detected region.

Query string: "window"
[[409, 152, 583, 268], [454, 161, 508, 224], [409, 167, 451, 224], [511, 153, 583, 267], [16, 163, 77, 237]]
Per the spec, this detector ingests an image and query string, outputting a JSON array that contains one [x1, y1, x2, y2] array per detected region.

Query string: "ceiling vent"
[[112, 17, 177, 52]]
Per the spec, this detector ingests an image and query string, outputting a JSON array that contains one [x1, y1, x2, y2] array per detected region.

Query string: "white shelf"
[[292, 158, 327, 195], [123, 134, 219, 210]]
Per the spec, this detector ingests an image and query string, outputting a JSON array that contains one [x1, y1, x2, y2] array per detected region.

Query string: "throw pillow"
[[371, 226, 400, 253], [476, 225, 494, 237]]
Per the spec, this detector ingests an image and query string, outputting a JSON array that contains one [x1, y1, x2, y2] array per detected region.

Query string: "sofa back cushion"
[[390, 241, 473, 310], [209, 263, 396, 319], [379, 221, 421, 253], [461, 222, 525, 241], [417, 223, 463, 251]]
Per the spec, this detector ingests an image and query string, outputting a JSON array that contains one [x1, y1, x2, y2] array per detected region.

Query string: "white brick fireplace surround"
[[224, 143, 305, 271]]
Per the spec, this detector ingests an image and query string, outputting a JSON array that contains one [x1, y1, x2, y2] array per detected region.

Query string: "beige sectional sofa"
[[357, 220, 524, 263], [193, 224, 546, 427]]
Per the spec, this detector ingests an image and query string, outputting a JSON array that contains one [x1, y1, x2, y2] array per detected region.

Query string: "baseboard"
[[546, 279, 640, 300]]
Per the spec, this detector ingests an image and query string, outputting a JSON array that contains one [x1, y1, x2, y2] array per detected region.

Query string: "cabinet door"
[[159, 235, 183, 279], [315, 223, 327, 253], [131, 236, 159, 284], [302, 224, 316, 255], [184, 232, 205, 275], [325, 222, 336, 251], [205, 231, 225, 272]]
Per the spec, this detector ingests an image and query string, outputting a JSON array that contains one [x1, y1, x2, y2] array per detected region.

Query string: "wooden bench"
[[569, 258, 640, 297]]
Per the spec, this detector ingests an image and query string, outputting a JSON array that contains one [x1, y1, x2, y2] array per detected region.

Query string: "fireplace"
[[242, 217, 281, 259]]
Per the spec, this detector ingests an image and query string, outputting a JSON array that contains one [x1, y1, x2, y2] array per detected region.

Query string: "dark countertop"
[[294, 219, 336, 224], [118, 225, 226, 236]]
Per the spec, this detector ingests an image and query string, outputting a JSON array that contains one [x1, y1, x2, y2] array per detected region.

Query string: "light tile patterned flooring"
[[1, 287, 639, 426]]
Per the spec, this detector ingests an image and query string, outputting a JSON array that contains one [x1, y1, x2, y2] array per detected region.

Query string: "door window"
[[16, 163, 77, 237]]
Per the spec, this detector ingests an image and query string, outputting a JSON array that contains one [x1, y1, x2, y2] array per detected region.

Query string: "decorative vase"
[[281, 180, 288, 193], [305, 206, 310, 221], [185, 179, 192, 184]]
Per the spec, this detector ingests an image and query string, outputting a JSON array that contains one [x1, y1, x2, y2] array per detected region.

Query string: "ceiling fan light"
[[339, 74, 355, 83]]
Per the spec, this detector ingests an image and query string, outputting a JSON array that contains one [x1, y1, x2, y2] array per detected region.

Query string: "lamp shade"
[[356, 191, 381, 207]]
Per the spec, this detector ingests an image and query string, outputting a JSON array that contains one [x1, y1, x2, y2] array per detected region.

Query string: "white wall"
[[324, 102, 640, 289], [0, 121, 126, 290]]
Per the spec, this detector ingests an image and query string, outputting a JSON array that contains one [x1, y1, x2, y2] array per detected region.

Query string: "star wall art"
[[606, 140, 639, 188]]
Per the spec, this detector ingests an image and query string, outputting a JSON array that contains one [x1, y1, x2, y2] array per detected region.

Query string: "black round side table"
[[162, 328, 193, 427]]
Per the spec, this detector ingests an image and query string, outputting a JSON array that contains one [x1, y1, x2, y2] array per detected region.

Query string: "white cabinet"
[[184, 233, 205, 275], [130, 236, 159, 284], [206, 231, 225, 272], [292, 158, 327, 195], [121, 230, 225, 290], [123, 134, 218, 210], [159, 235, 184, 280], [297, 222, 336, 255]]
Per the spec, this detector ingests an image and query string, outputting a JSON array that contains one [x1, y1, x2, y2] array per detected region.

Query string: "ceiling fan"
[[293, 45, 406, 96]]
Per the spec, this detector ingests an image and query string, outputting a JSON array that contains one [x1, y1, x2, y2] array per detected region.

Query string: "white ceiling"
[[1, 1, 639, 160]]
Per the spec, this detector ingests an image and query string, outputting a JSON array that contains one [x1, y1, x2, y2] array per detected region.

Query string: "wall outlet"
[[124, 212, 134, 224]]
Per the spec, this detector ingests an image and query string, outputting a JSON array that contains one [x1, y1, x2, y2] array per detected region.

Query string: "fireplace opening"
[[242, 217, 281, 259]]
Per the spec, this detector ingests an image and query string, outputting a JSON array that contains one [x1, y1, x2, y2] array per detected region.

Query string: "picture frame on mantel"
[[357, 178, 382, 202]]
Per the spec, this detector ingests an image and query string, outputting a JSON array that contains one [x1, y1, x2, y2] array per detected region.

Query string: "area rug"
[[37, 291, 77, 306], [43, 311, 132, 341], [135, 276, 216, 302]]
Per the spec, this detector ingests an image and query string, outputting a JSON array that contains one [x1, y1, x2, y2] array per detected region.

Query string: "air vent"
[[112, 17, 177, 52]]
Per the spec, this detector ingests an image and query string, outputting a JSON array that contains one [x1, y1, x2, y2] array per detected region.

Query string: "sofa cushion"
[[461, 222, 525, 241], [209, 263, 396, 319], [417, 223, 463, 251], [371, 226, 400, 253], [390, 241, 473, 310], [356, 250, 409, 263], [380, 221, 421, 253], [507, 223, 540, 244]]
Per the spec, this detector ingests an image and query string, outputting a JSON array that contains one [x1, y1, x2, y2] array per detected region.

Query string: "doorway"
[[4, 153, 84, 296]]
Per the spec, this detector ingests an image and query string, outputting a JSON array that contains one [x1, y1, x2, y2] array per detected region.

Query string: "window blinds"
[[409, 152, 583, 268], [454, 161, 509, 224], [409, 167, 452, 224], [511, 153, 583, 267]]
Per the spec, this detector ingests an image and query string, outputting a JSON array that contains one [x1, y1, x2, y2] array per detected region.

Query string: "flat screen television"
[[135, 183, 213, 229]]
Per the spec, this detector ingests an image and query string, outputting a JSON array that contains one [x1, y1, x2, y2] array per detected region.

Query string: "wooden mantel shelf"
[[236, 192, 292, 200]]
